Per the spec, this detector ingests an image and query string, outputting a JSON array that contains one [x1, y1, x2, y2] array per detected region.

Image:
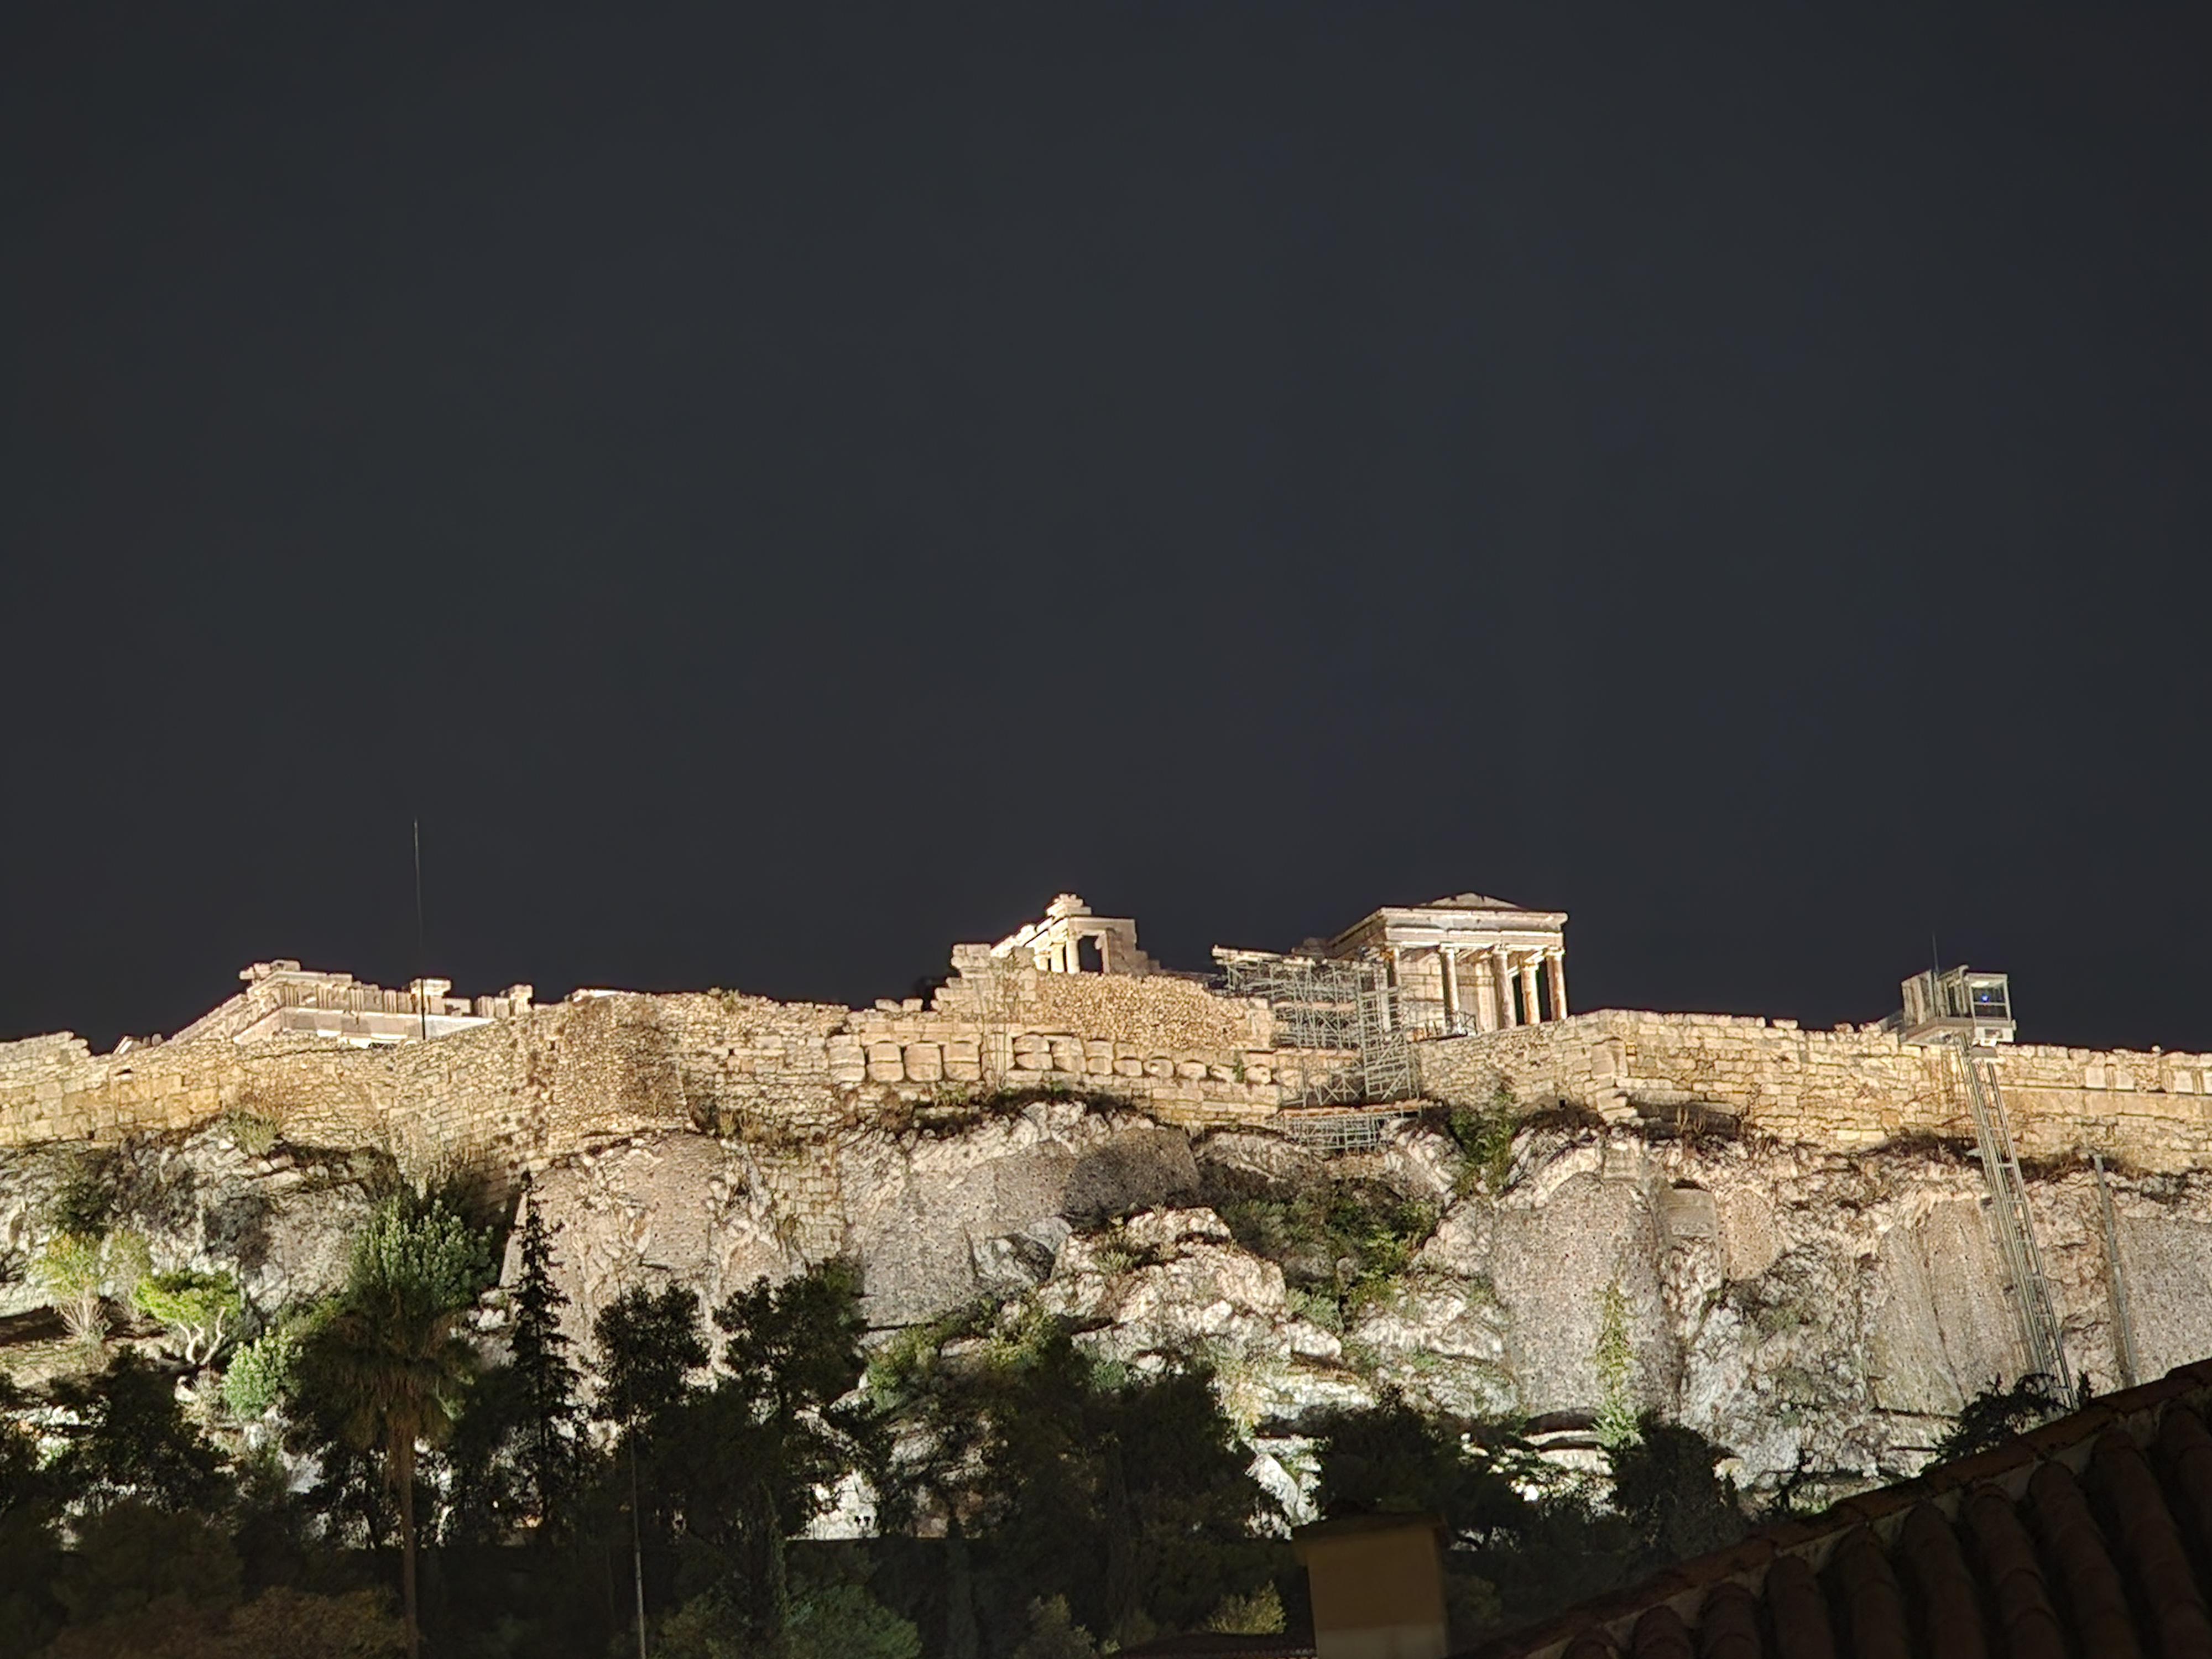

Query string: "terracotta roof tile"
[[1694, 1582, 1762, 1659], [1896, 1503, 1986, 1659], [2087, 1429, 2212, 1658], [1625, 1605, 1692, 1658], [2159, 1405, 2212, 1565], [1827, 1527, 1908, 1659], [1962, 1482, 2069, 1659], [2023, 1462, 2141, 1658], [1460, 1363, 2212, 1659], [1765, 1554, 1835, 1659]]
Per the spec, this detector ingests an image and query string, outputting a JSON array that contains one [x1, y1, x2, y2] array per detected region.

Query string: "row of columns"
[[1437, 945, 1567, 1031]]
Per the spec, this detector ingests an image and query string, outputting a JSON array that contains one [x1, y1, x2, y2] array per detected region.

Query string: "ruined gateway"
[[7, 891, 2212, 1500]]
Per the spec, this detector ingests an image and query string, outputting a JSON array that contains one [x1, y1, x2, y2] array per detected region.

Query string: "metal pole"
[[630, 1441, 649, 1659], [2092, 1151, 2141, 1389], [413, 819, 428, 1041]]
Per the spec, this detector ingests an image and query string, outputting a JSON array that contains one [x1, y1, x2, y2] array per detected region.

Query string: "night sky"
[[6, 6, 2208, 1055]]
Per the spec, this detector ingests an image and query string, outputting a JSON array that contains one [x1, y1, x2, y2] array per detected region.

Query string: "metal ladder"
[[1955, 1044, 2072, 1398]]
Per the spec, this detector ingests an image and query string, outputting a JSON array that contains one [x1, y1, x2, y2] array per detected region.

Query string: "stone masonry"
[[5, 894, 2211, 1177]]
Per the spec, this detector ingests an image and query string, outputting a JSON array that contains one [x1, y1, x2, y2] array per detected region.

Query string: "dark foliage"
[[50, 1353, 231, 1515], [591, 1284, 708, 1437], [1930, 1372, 2068, 1463], [45, 1148, 118, 1239], [871, 1316, 1278, 1651], [1607, 1412, 1746, 1564], [446, 1192, 586, 1545]]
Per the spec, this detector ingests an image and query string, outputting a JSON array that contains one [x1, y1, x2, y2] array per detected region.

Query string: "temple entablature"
[[1323, 893, 1568, 1035]]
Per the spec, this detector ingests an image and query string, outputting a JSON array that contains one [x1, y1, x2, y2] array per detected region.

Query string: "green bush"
[[218, 1109, 280, 1157], [787, 1583, 923, 1659], [1204, 1583, 1284, 1634], [1218, 1178, 1438, 1317], [1011, 1595, 1099, 1659], [348, 1193, 494, 1310], [221, 1323, 304, 1422], [1930, 1373, 2067, 1463], [1447, 1100, 1521, 1193], [1594, 1280, 1637, 1451], [133, 1269, 242, 1365], [36, 1229, 150, 1350], [46, 1149, 119, 1239]]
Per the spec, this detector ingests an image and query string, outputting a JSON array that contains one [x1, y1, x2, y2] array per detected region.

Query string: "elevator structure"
[[1894, 966, 2072, 1401]]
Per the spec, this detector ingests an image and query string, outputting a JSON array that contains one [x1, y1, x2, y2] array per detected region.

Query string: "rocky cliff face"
[[7, 1101, 2211, 1499]]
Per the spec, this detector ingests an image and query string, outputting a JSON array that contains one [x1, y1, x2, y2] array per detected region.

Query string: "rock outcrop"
[[7, 1102, 2212, 1498]]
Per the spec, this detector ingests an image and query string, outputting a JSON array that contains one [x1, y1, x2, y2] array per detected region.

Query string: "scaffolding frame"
[[1277, 1109, 1416, 1154], [1220, 952, 1415, 1108]]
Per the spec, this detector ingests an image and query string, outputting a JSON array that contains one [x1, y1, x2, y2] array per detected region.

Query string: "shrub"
[[1448, 1100, 1520, 1193], [1204, 1583, 1285, 1634], [218, 1109, 280, 1157], [222, 1324, 304, 1423], [133, 1269, 243, 1365], [1594, 1280, 1637, 1451], [36, 1229, 150, 1350], [348, 1193, 494, 1310], [1217, 1178, 1438, 1307], [46, 1148, 119, 1239], [1930, 1373, 2067, 1464], [786, 1583, 922, 1659], [1011, 1595, 1099, 1659]]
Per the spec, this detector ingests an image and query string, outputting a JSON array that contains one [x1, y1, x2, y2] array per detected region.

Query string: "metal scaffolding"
[[1219, 951, 1415, 1107], [1277, 1108, 1415, 1154]]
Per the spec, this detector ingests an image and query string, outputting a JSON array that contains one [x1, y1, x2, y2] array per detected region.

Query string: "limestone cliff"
[[7, 1101, 2208, 1500]]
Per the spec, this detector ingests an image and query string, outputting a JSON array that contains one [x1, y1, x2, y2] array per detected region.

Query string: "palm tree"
[[301, 1265, 477, 1659]]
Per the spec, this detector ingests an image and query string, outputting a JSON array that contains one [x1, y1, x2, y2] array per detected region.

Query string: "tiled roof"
[[1464, 1358, 2212, 1659]]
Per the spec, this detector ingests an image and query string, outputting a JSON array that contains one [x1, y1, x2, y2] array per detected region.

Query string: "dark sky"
[[6, 4, 2208, 1055]]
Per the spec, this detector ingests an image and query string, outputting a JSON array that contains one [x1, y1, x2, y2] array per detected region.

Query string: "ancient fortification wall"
[[1416, 1010, 2212, 1170], [0, 960, 1288, 1175], [7, 890, 2210, 1177]]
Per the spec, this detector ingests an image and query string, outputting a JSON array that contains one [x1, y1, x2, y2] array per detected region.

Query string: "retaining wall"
[[1416, 1010, 2212, 1171]]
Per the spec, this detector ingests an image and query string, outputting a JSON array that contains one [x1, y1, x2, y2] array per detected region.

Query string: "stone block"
[[1115, 1059, 1146, 1078], [1176, 1060, 1207, 1081], [1144, 1057, 1176, 1080], [903, 1042, 944, 1083]]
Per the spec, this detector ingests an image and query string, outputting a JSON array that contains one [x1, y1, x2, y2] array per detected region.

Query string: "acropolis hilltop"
[[6, 891, 2209, 1178]]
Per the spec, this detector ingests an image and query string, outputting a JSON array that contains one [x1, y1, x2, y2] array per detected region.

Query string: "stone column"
[[1520, 956, 1545, 1025], [1441, 948, 1462, 1032], [1546, 949, 1568, 1020], [1493, 947, 1517, 1029], [1472, 953, 1498, 1032]]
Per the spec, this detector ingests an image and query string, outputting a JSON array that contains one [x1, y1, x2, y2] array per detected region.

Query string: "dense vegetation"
[[12, 1136, 2008, 1658]]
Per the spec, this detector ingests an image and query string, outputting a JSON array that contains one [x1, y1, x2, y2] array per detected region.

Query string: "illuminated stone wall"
[[0, 962, 1286, 1173], [8, 961, 2211, 1175], [1416, 1010, 2212, 1171]]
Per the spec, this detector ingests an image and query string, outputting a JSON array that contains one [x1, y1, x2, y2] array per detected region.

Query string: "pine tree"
[[508, 1189, 584, 1540]]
